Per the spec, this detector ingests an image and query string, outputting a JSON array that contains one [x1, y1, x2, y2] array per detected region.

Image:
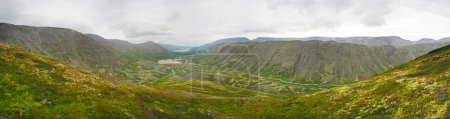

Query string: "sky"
[[1, 0, 450, 46]]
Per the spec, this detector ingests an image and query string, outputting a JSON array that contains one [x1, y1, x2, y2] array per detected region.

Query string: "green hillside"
[[281, 44, 450, 118], [0, 35, 449, 118], [0, 43, 277, 118]]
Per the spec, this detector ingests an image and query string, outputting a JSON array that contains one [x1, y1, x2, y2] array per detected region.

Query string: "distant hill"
[[85, 34, 173, 61], [251, 37, 300, 42], [282, 44, 450, 118], [254, 36, 415, 47], [417, 38, 437, 44], [438, 37, 450, 43], [203, 40, 450, 84], [188, 37, 250, 53], [190, 36, 421, 54]]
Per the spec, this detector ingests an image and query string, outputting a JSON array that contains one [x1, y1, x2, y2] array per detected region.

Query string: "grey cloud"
[[123, 30, 171, 38], [269, 0, 392, 28], [0, 0, 449, 45], [406, 0, 450, 18], [0, 0, 23, 22]]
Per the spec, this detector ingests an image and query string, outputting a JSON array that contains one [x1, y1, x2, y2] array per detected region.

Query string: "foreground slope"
[[0, 43, 276, 118], [282, 44, 450, 118], [0, 43, 146, 118]]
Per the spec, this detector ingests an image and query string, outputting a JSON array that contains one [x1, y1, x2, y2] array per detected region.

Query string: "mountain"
[[0, 23, 172, 75], [248, 36, 415, 47], [301, 36, 414, 47], [0, 23, 116, 70], [158, 43, 192, 52], [439, 37, 450, 43], [194, 36, 415, 51], [282, 44, 450, 118], [188, 37, 250, 53], [203, 40, 449, 84], [417, 38, 436, 44], [251, 37, 300, 42], [85, 34, 173, 61]]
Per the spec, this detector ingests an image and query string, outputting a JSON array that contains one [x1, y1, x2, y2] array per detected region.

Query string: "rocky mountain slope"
[[85, 34, 173, 61], [0, 23, 172, 74], [255, 36, 415, 47], [202, 40, 449, 84], [0, 23, 117, 70], [302, 36, 414, 47], [189, 37, 250, 53], [282, 44, 450, 118]]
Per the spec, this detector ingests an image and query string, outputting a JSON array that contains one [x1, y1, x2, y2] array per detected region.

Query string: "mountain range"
[[0, 22, 449, 118], [188, 37, 250, 53], [0, 23, 173, 77], [198, 40, 450, 84], [1, 40, 448, 118], [188, 36, 450, 54]]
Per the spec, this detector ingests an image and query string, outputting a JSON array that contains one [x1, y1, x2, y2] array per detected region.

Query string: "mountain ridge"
[[202, 40, 449, 84]]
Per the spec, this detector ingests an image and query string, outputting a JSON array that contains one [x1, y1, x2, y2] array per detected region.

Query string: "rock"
[[23, 107, 30, 112], [41, 99, 52, 106], [425, 80, 433, 85]]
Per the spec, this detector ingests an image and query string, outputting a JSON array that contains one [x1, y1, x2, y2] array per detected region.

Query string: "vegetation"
[[0, 43, 280, 118], [281, 44, 450, 118], [0, 34, 449, 118]]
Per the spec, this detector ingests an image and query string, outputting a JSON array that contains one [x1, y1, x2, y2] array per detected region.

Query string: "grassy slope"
[[282, 44, 450, 118], [2, 41, 448, 118], [0, 43, 279, 118], [0, 43, 147, 118]]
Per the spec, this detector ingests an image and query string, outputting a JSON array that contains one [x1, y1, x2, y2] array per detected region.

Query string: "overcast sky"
[[1, 0, 450, 46]]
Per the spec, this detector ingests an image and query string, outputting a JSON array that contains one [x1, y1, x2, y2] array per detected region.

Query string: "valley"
[[0, 23, 449, 118]]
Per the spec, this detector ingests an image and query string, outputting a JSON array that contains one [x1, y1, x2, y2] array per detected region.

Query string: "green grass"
[[280, 44, 450, 118], [1, 42, 449, 118]]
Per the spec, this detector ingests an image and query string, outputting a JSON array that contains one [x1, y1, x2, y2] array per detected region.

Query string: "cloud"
[[269, 0, 393, 27], [123, 30, 171, 38], [0, 0, 23, 22], [0, 0, 449, 45]]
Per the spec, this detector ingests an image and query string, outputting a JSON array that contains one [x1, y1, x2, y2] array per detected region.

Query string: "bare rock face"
[[205, 40, 449, 84]]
